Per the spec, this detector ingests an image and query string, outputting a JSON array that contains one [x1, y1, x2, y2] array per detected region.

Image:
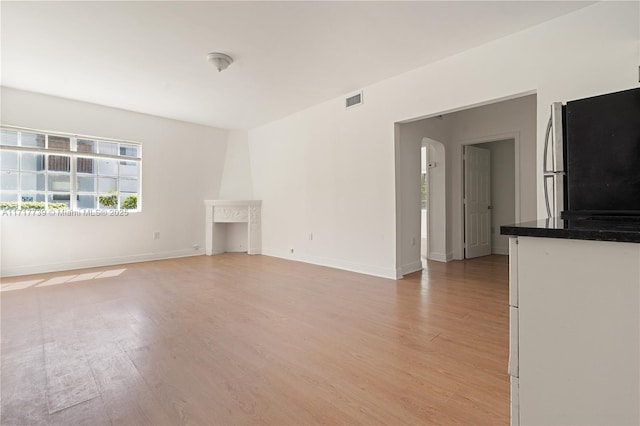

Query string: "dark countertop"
[[500, 218, 640, 243]]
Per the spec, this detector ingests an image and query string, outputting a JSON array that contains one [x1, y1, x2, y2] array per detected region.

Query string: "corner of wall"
[[397, 260, 423, 277], [219, 129, 254, 200]]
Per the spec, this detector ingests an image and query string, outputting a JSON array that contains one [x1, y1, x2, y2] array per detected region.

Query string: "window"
[[0, 126, 141, 211]]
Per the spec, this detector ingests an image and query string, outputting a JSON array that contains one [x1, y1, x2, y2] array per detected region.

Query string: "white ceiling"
[[1, 1, 594, 130]]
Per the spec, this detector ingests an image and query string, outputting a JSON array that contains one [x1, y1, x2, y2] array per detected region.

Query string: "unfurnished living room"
[[1, 2, 639, 426]]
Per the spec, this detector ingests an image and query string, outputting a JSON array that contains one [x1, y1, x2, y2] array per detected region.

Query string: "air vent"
[[345, 91, 363, 109]]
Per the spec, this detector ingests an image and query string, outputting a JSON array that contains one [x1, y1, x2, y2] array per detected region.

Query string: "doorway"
[[421, 138, 446, 263], [394, 93, 534, 275], [463, 139, 516, 258], [420, 144, 429, 265]]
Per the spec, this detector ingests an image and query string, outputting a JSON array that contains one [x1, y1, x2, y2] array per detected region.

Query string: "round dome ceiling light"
[[207, 52, 233, 72]]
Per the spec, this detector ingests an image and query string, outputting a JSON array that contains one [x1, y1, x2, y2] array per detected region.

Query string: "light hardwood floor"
[[1, 254, 509, 425]]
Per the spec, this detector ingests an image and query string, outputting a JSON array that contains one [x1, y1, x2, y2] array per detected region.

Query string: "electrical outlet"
[[412, 236, 416, 246], [153, 231, 160, 240], [309, 232, 313, 240], [193, 244, 200, 250]]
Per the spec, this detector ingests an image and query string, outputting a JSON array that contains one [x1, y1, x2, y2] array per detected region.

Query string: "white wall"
[[248, 2, 639, 279], [219, 129, 253, 200], [250, 103, 398, 278], [218, 129, 254, 252], [475, 140, 515, 255], [0, 87, 229, 276]]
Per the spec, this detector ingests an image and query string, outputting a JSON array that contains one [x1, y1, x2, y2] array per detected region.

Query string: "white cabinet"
[[508, 306, 519, 378], [510, 376, 519, 426], [508, 236, 640, 426], [509, 237, 519, 308]]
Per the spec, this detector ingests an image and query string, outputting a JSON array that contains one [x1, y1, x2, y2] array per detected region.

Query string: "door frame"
[[459, 132, 521, 258]]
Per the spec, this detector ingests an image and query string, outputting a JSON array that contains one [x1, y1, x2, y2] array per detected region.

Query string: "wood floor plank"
[[42, 337, 100, 415], [40, 307, 101, 415], [46, 395, 111, 426], [1, 253, 510, 425], [88, 352, 179, 425], [0, 346, 49, 425]]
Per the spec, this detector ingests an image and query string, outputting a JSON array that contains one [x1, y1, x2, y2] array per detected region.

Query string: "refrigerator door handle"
[[544, 174, 553, 218], [543, 113, 553, 173], [551, 102, 565, 172]]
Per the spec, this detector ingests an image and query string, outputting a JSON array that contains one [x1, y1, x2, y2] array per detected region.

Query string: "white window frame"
[[0, 125, 142, 211]]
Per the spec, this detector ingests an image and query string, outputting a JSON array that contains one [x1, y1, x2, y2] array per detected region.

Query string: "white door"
[[464, 145, 491, 258]]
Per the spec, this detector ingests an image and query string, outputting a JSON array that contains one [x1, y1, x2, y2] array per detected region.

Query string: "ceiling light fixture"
[[207, 52, 233, 72]]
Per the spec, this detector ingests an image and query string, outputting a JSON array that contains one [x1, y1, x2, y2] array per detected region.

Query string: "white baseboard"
[[1, 248, 205, 277], [492, 246, 509, 255], [396, 260, 423, 278], [428, 251, 453, 262], [261, 248, 398, 280]]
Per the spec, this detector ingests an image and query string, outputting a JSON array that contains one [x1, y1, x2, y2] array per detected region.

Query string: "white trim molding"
[[428, 251, 452, 262], [397, 260, 423, 278], [1, 249, 204, 278], [262, 248, 398, 281]]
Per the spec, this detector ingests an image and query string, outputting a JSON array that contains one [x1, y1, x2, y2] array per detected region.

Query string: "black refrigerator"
[[544, 87, 640, 219]]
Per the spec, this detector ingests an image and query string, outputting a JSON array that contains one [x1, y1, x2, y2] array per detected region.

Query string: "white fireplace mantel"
[[204, 200, 262, 255]]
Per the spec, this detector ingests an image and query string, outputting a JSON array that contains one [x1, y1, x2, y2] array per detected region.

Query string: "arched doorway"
[[421, 138, 447, 262]]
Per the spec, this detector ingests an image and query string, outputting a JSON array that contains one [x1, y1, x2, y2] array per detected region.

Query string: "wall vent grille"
[[345, 91, 363, 109]]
